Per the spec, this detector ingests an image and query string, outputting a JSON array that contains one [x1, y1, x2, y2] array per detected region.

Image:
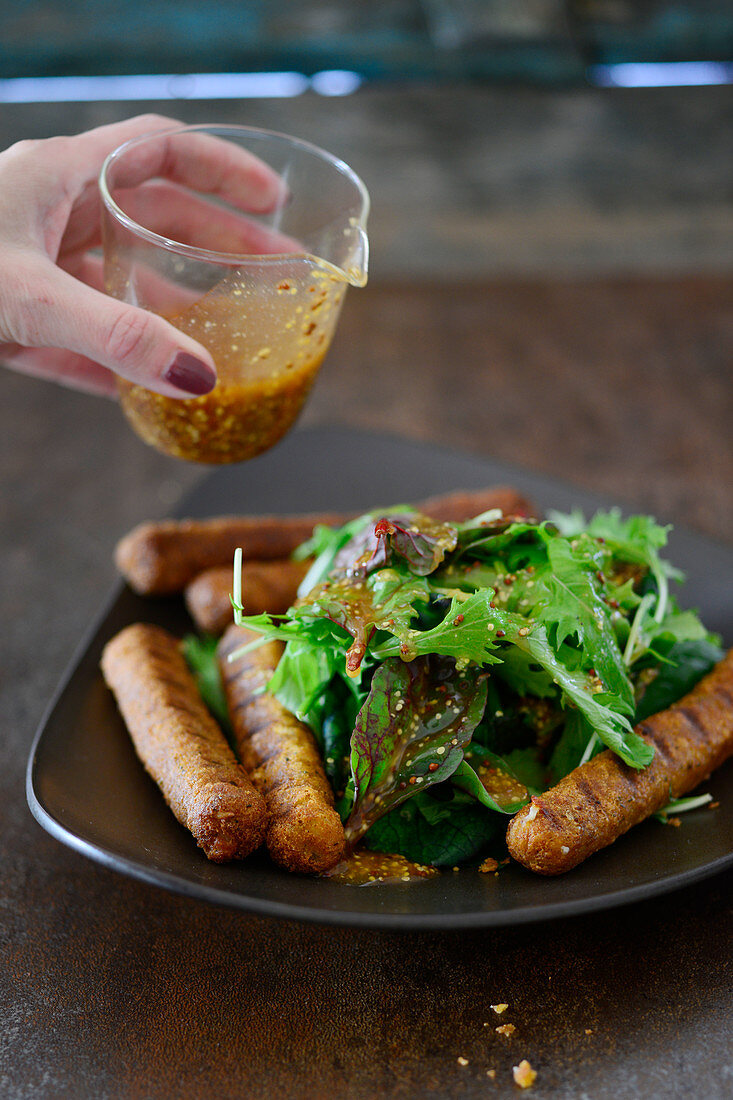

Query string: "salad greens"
[[223, 506, 722, 868], [182, 633, 232, 734]]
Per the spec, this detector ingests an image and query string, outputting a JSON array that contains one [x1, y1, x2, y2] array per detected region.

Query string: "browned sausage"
[[101, 623, 268, 863], [115, 487, 533, 595], [419, 486, 532, 525], [184, 558, 310, 636], [115, 513, 341, 596], [506, 650, 733, 875], [218, 625, 345, 873]]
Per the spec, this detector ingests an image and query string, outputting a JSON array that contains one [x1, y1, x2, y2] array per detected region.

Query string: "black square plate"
[[26, 427, 733, 928]]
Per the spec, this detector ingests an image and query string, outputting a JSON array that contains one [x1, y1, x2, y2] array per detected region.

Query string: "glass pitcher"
[[100, 124, 369, 463]]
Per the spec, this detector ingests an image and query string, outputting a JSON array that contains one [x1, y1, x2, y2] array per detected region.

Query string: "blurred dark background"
[[1, 1, 732, 81], [1, 1, 731, 281]]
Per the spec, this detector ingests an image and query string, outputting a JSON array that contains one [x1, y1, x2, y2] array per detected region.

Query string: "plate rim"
[[26, 766, 733, 929]]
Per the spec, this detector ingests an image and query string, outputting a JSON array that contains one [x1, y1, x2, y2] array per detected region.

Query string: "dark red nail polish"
[[164, 353, 216, 395]]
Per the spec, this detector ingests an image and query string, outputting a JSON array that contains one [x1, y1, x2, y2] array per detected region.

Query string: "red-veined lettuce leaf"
[[343, 655, 487, 848]]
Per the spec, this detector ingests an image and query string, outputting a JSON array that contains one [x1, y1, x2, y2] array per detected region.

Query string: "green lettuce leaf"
[[363, 788, 501, 867], [182, 633, 231, 735], [549, 508, 681, 626], [266, 636, 343, 727], [547, 710, 598, 784], [371, 589, 506, 665], [516, 626, 653, 768], [454, 517, 548, 567], [319, 685, 357, 795], [451, 759, 528, 814]]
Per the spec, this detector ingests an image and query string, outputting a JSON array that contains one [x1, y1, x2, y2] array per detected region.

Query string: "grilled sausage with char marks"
[[218, 624, 346, 874], [506, 650, 733, 875]]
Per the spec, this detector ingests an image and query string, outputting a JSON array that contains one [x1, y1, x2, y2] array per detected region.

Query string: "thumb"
[[11, 261, 217, 397]]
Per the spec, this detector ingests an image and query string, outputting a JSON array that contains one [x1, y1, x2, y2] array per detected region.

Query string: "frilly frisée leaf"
[[344, 656, 488, 849]]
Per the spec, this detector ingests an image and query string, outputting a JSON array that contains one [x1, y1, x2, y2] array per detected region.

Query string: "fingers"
[[1, 114, 288, 248], [4, 253, 218, 397], [63, 179, 301, 260], [68, 252, 201, 317], [0, 116, 180, 246], [117, 180, 301, 252], [104, 124, 288, 214], [0, 115, 292, 399]]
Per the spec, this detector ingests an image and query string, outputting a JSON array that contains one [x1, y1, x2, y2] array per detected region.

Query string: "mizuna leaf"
[[514, 626, 654, 768], [536, 538, 633, 713]]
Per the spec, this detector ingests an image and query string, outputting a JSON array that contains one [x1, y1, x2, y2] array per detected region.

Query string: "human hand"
[[0, 115, 287, 397]]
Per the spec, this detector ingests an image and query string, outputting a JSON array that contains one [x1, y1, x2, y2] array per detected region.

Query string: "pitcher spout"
[[345, 223, 369, 287], [312, 220, 369, 288]]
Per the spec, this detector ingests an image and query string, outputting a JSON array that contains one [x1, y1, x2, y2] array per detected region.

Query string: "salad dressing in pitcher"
[[117, 265, 346, 463]]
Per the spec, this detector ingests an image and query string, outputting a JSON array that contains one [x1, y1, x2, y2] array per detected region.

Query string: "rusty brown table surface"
[[2, 275, 732, 1099]]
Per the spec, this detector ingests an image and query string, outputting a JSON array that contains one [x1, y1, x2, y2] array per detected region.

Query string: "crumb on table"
[[513, 1060, 537, 1089], [497, 1023, 516, 1037]]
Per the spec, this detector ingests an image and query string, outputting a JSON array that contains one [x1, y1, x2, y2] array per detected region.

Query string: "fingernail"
[[164, 353, 216, 395]]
